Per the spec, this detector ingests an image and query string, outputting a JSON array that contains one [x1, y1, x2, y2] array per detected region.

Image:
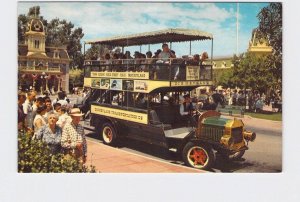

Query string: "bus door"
[[126, 111, 168, 148]]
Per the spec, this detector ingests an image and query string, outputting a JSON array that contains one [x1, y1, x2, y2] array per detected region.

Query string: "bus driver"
[[180, 94, 196, 126]]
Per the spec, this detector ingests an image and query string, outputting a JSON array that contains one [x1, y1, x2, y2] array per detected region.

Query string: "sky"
[[17, 1, 269, 58]]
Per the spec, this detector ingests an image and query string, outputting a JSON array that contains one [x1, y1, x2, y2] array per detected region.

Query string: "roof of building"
[[18, 44, 70, 60], [85, 28, 213, 46]]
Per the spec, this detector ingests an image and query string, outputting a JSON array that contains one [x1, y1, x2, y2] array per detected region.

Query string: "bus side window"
[[124, 92, 134, 108]]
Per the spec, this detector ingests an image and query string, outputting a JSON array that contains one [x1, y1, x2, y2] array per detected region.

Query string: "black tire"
[[182, 142, 215, 170], [101, 122, 117, 146]]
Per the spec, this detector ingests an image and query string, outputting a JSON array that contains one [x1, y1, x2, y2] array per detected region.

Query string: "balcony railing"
[[84, 58, 213, 81], [19, 66, 61, 73]]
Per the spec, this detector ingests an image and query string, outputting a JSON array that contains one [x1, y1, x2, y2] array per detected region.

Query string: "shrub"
[[18, 131, 96, 173]]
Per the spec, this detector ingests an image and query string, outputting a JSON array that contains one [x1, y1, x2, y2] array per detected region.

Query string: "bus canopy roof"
[[85, 28, 213, 47]]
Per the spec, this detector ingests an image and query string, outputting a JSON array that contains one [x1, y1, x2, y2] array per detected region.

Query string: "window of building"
[[34, 40, 40, 49], [54, 51, 60, 59]]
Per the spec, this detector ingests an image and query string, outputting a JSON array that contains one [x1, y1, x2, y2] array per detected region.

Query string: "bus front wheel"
[[102, 123, 117, 146], [182, 142, 215, 170]]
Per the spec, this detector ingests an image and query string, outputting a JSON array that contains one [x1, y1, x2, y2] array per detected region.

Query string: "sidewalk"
[[85, 139, 206, 173]]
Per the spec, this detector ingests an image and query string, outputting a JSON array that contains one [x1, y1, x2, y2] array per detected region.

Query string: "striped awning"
[[85, 28, 213, 46]]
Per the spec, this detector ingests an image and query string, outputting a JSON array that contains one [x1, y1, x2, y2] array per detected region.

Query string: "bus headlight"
[[243, 131, 256, 142]]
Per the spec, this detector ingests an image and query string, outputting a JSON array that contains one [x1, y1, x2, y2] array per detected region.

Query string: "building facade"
[[18, 18, 70, 93], [248, 29, 272, 56]]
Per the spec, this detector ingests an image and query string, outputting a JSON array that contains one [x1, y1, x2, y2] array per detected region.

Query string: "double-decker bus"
[[82, 28, 255, 170]]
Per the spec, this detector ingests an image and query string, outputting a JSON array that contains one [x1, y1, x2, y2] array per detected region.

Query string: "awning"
[[85, 28, 213, 47]]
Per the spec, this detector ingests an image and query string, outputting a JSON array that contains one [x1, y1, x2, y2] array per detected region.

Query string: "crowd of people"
[[88, 43, 209, 80], [196, 88, 282, 113], [18, 90, 88, 165]]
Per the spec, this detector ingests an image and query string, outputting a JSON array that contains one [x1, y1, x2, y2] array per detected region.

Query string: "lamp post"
[[40, 72, 49, 93], [56, 75, 61, 93]]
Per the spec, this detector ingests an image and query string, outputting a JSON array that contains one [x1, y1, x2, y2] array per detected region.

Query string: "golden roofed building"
[[248, 29, 272, 56], [18, 17, 71, 93]]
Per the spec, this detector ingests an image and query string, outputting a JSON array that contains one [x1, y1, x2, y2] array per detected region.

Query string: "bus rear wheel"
[[182, 142, 215, 170], [102, 123, 117, 146]]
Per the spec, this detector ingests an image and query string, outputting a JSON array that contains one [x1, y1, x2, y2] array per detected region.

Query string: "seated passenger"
[[146, 51, 153, 61], [200, 52, 208, 65], [139, 54, 147, 71], [123, 51, 134, 71], [170, 50, 179, 80], [152, 49, 161, 59], [103, 53, 112, 71], [180, 94, 196, 126], [189, 54, 200, 65], [136, 93, 147, 109], [199, 52, 209, 79]]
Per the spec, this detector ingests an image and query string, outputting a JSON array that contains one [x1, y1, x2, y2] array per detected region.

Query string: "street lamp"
[[40, 72, 49, 93]]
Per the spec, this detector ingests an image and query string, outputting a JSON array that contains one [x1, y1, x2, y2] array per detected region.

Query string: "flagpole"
[[236, 3, 239, 55]]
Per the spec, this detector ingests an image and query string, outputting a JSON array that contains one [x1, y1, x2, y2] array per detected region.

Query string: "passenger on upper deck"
[[139, 54, 147, 71], [199, 51, 209, 79], [103, 53, 112, 71], [158, 43, 176, 62], [146, 51, 153, 64], [189, 54, 200, 65], [125, 51, 133, 59], [123, 51, 134, 70], [200, 52, 208, 66], [152, 49, 162, 59], [134, 51, 141, 66], [155, 44, 177, 80]]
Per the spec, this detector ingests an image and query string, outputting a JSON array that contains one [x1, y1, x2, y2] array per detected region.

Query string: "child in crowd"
[[56, 106, 72, 128]]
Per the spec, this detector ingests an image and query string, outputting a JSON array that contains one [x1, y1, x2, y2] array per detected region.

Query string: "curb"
[[86, 138, 208, 173]]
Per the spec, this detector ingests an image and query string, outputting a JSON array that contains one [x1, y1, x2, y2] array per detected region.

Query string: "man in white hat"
[[61, 108, 87, 164]]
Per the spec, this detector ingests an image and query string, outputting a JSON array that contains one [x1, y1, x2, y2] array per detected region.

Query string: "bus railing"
[[84, 58, 212, 81]]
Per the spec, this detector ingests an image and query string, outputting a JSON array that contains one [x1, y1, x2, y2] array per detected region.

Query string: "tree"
[[215, 68, 235, 89], [85, 44, 102, 60], [257, 3, 282, 55], [69, 69, 84, 89], [231, 53, 277, 92], [257, 3, 282, 90]]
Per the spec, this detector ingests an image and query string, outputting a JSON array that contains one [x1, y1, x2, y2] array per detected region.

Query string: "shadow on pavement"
[[85, 130, 258, 173]]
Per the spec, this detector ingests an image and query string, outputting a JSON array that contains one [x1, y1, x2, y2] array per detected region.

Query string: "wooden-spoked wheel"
[[102, 123, 117, 146], [182, 142, 215, 170]]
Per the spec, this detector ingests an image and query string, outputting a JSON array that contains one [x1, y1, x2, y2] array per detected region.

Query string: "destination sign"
[[91, 71, 149, 79], [171, 80, 213, 86], [91, 105, 148, 124]]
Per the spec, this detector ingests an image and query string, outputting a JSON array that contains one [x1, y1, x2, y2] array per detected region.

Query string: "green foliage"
[[18, 131, 96, 173], [257, 3, 282, 55], [69, 69, 84, 87], [85, 44, 102, 60], [214, 68, 235, 89], [257, 3, 282, 90], [231, 53, 277, 91]]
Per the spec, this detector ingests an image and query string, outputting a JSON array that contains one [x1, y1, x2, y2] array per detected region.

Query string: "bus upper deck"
[[83, 28, 214, 92]]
